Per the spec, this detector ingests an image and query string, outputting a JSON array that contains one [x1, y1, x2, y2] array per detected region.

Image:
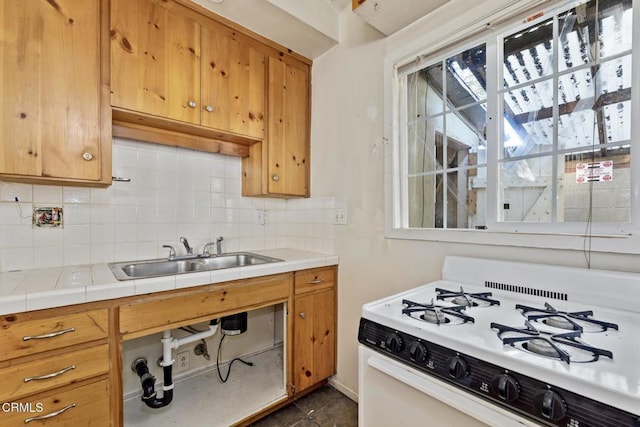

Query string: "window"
[[390, 0, 639, 251], [406, 45, 487, 229]]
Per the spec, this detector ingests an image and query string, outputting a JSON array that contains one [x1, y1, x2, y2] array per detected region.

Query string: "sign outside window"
[[575, 161, 614, 184]]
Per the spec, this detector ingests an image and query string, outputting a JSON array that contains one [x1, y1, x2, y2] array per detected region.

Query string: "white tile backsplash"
[[0, 138, 335, 272]]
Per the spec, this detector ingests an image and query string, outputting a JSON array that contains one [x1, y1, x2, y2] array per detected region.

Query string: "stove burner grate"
[[402, 299, 474, 325], [491, 320, 613, 364], [517, 302, 619, 332], [436, 286, 500, 307]]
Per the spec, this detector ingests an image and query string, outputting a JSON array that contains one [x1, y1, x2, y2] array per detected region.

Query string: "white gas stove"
[[358, 256, 640, 426]]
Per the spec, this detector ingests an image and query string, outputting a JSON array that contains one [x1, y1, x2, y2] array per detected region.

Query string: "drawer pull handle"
[[23, 327, 75, 341], [24, 365, 76, 383], [24, 403, 76, 423], [299, 312, 306, 319], [307, 278, 325, 285]]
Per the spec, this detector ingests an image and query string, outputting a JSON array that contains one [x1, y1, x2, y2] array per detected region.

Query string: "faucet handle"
[[162, 245, 176, 259], [201, 242, 216, 257]]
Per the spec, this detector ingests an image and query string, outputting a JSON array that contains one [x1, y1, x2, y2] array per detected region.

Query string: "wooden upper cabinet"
[[110, 0, 201, 124], [242, 56, 310, 198], [110, 0, 265, 152], [0, 0, 111, 185], [267, 57, 310, 197], [201, 25, 265, 140]]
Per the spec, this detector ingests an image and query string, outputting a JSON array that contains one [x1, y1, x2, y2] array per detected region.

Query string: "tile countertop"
[[0, 249, 339, 316]]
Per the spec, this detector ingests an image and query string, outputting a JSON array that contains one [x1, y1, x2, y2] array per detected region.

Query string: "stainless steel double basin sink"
[[108, 252, 283, 281]]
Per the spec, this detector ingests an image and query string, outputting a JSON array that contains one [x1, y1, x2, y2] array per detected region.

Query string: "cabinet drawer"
[[120, 274, 291, 336], [0, 379, 109, 426], [0, 344, 109, 402], [0, 309, 108, 362], [294, 268, 335, 295]]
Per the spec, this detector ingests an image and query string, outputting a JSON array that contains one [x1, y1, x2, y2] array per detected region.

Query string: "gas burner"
[[491, 320, 613, 364], [517, 302, 619, 333], [402, 299, 474, 325], [436, 287, 500, 307]]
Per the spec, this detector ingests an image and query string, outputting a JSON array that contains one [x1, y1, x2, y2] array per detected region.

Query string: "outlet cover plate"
[[175, 350, 189, 373], [255, 209, 268, 225], [333, 208, 347, 225]]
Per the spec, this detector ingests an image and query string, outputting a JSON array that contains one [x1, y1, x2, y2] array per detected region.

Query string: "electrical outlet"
[[333, 208, 347, 225], [255, 209, 268, 225], [175, 350, 189, 373]]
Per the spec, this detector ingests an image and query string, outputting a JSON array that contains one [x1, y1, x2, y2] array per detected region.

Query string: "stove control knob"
[[493, 374, 520, 402], [534, 390, 567, 421], [384, 333, 403, 353], [408, 342, 428, 363], [448, 356, 468, 380]]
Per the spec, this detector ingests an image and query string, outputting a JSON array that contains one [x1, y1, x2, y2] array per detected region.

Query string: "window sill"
[[385, 227, 640, 255]]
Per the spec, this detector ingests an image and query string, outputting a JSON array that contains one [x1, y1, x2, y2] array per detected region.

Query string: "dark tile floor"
[[252, 385, 358, 427]]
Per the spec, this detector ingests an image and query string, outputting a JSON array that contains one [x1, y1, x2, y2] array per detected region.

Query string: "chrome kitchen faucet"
[[180, 236, 193, 255]]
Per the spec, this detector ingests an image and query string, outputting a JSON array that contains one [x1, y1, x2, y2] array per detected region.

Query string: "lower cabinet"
[[293, 268, 337, 393]]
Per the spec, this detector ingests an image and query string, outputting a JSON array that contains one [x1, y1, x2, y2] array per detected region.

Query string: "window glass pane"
[[599, 0, 633, 59], [500, 157, 553, 222], [408, 174, 439, 228], [603, 100, 631, 143], [408, 167, 486, 229], [503, 77, 555, 158], [561, 149, 629, 223], [557, 56, 631, 148], [407, 63, 444, 121], [408, 117, 443, 174], [504, 18, 554, 88], [445, 105, 487, 168], [503, 112, 554, 159], [558, 1, 632, 67], [446, 44, 487, 106], [558, 107, 597, 150]]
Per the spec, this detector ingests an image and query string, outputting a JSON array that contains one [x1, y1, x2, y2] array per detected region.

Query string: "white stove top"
[[361, 257, 640, 416]]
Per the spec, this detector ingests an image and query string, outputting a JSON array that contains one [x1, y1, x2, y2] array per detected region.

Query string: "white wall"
[[0, 138, 335, 272], [311, 1, 640, 397]]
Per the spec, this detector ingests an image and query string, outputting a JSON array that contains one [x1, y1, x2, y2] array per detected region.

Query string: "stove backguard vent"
[[484, 281, 568, 301]]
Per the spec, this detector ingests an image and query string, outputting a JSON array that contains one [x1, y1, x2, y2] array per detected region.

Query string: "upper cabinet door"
[[267, 57, 310, 197], [201, 26, 265, 139], [110, 0, 201, 124], [0, 0, 106, 182]]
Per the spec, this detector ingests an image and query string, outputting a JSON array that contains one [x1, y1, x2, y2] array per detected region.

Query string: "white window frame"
[[384, 0, 640, 254]]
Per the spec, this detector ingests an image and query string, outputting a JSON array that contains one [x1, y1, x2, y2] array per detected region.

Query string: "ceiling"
[[191, 0, 349, 59], [191, 0, 448, 59]]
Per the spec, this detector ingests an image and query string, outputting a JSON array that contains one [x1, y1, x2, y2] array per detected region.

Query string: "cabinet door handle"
[[23, 327, 75, 341], [188, 100, 197, 108], [205, 105, 214, 112], [299, 312, 306, 319], [24, 403, 76, 423], [307, 278, 325, 285], [272, 174, 279, 182], [24, 365, 76, 383], [82, 152, 94, 161]]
